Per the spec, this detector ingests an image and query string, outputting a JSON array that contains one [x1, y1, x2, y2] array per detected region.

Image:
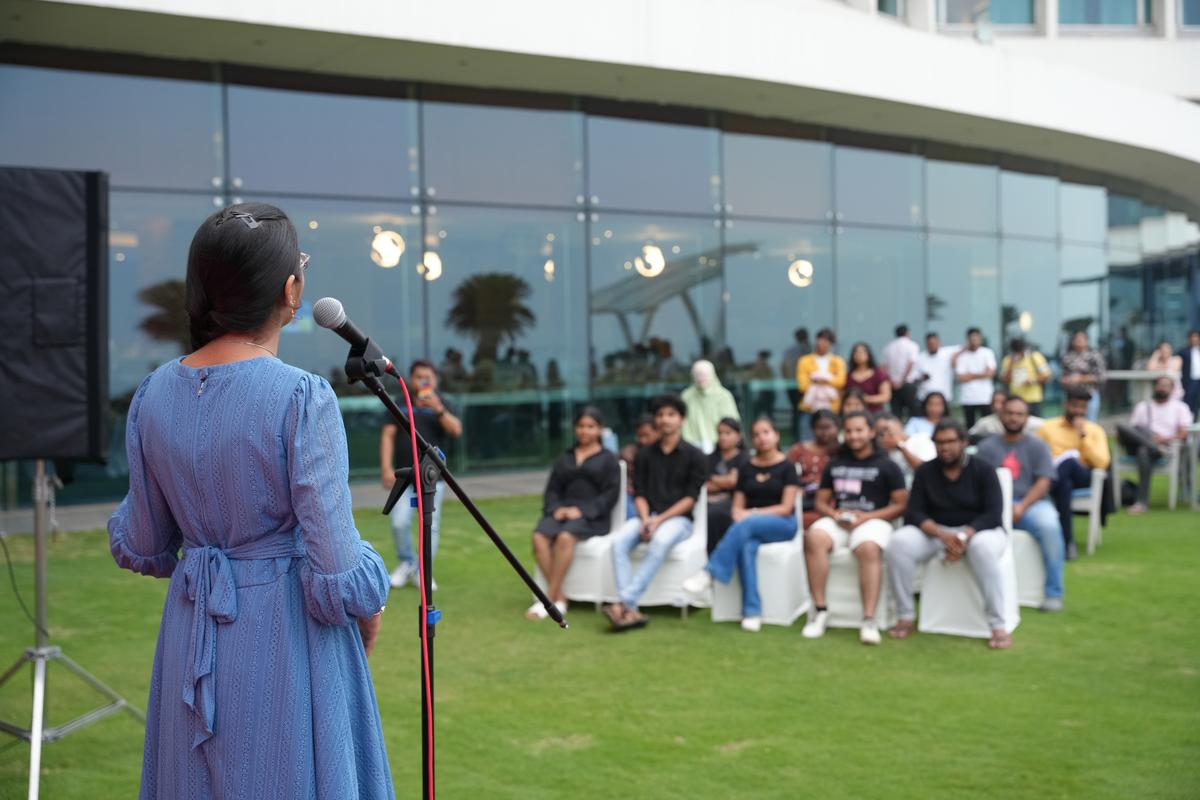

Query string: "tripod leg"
[[56, 653, 145, 722], [29, 655, 46, 800]]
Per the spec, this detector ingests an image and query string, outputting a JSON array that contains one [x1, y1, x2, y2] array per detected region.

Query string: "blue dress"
[[108, 356, 394, 799]]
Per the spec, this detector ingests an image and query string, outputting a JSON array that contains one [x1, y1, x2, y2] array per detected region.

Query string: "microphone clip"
[[343, 336, 393, 384]]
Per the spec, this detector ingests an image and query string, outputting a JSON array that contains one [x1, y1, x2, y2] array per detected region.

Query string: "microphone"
[[313, 297, 396, 376]]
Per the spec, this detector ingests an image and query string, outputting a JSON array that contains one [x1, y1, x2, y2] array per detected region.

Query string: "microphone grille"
[[312, 297, 346, 330]]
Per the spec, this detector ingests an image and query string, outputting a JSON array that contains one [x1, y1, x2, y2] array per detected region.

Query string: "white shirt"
[[915, 347, 957, 401], [881, 336, 920, 386], [955, 346, 997, 405], [1191, 346, 1200, 380]]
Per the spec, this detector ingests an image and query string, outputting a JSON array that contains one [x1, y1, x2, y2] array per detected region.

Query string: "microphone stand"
[[341, 335, 565, 800]]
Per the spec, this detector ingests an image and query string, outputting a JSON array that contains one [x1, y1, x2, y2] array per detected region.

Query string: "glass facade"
[[1, 60, 1197, 505], [943, 0, 1035, 24], [1186, 0, 1200, 25], [1059, 0, 1141, 24]]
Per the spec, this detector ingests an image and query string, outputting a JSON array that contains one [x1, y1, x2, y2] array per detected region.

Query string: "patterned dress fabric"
[[108, 356, 394, 799]]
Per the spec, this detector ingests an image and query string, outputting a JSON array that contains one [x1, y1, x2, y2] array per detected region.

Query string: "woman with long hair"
[[704, 417, 747, 553], [108, 204, 394, 799], [904, 391, 948, 437], [528, 405, 621, 619], [845, 342, 892, 414], [786, 409, 841, 530]]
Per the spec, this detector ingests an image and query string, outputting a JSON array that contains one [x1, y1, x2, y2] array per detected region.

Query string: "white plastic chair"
[[1069, 467, 1110, 556], [710, 495, 810, 626], [917, 468, 1021, 638], [1011, 530, 1046, 608], [821, 538, 899, 631], [1116, 439, 1182, 510], [534, 460, 626, 606], [599, 486, 709, 617]]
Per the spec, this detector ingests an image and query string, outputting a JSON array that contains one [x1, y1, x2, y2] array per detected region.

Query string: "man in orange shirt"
[[1036, 386, 1111, 561]]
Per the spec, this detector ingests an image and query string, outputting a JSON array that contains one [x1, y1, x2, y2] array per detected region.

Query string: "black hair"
[[409, 359, 436, 375], [185, 202, 300, 350], [895, 324, 908, 337], [874, 412, 898, 424], [922, 391, 948, 417], [1189, 329, 1200, 337], [850, 341, 876, 370], [649, 393, 688, 418], [810, 409, 840, 430], [795, 327, 809, 341], [573, 404, 605, 427], [933, 417, 968, 441], [1065, 386, 1093, 403], [635, 413, 656, 430], [749, 415, 777, 432], [842, 388, 868, 408], [815, 327, 836, 344], [1002, 394, 1029, 409], [926, 331, 939, 340], [842, 410, 873, 429], [966, 326, 982, 337], [717, 417, 742, 434], [1010, 338, 1026, 352]]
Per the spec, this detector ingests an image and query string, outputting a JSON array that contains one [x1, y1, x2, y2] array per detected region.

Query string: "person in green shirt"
[[1000, 338, 1051, 416], [680, 359, 741, 452]]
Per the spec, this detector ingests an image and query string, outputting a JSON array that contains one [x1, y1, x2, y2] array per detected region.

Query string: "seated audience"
[[705, 418, 748, 553], [1000, 338, 1051, 417], [606, 394, 707, 631], [840, 389, 869, 417], [682, 418, 800, 632], [874, 413, 935, 487], [887, 419, 1012, 649], [1182, 329, 1200, 415], [969, 390, 1045, 442], [528, 407, 622, 619], [786, 409, 841, 530], [802, 412, 907, 645], [681, 359, 741, 452], [619, 414, 658, 519], [797, 328, 847, 414], [1145, 340, 1184, 401], [1036, 386, 1112, 560], [904, 391, 948, 438], [845, 342, 892, 414], [977, 396, 1065, 612], [1116, 376, 1194, 514]]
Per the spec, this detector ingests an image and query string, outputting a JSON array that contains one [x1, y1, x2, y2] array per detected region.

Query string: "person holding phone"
[[380, 359, 463, 589]]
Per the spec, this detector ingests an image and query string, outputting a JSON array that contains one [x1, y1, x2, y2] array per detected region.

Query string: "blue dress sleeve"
[[108, 374, 182, 578], [287, 374, 390, 626]]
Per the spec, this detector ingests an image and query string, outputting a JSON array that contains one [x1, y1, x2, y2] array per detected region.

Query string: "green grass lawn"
[[1, 484, 1198, 799]]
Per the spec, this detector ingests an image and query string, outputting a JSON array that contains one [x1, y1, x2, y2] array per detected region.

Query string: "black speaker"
[[0, 167, 109, 462]]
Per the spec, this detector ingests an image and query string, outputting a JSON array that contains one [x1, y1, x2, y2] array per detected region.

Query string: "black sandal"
[[612, 609, 649, 632]]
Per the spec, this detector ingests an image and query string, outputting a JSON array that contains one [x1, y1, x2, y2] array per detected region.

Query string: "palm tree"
[[445, 272, 536, 364], [137, 279, 190, 353]]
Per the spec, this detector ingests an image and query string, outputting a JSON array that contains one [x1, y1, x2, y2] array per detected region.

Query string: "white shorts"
[[808, 516, 893, 552]]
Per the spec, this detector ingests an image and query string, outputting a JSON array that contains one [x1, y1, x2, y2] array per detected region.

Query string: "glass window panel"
[[1061, 244, 1107, 347], [0, 65, 222, 190], [926, 160, 999, 234], [989, 0, 1036, 23], [1060, 0, 1138, 23], [424, 206, 588, 469], [1001, 238, 1060, 356], [1060, 183, 1107, 243], [586, 117, 720, 214], [722, 133, 832, 221], [879, 0, 906, 15], [835, 227, 925, 353], [1185, 0, 1200, 24], [1107, 258, 1144, 369], [834, 147, 923, 228], [422, 102, 583, 206], [228, 86, 417, 197], [1000, 172, 1058, 239], [926, 234, 1001, 351]]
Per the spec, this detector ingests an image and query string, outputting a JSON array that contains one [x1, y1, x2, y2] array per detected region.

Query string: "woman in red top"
[[786, 409, 841, 530], [845, 342, 891, 414]]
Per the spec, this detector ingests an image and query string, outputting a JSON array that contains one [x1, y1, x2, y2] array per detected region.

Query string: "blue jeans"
[[390, 481, 446, 567], [707, 514, 798, 617], [1052, 458, 1092, 547], [1015, 496, 1064, 599], [611, 516, 693, 609]]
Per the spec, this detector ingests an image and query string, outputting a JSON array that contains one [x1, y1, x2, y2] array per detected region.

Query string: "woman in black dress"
[[527, 406, 620, 620], [705, 417, 747, 553]]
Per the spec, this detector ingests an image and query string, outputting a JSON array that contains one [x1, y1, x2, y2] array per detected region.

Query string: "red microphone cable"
[[395, 374, 435, 799]]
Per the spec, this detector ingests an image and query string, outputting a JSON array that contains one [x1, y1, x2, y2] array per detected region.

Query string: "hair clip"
[[216, 210, 260, 229]]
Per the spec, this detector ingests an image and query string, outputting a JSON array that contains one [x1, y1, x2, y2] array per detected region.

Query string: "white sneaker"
[[554, 600, 568, 617], [740, 616, 762, 632], [389, 563, 415, 588], [682, 570, 713, 595], [525, 601, 549, 620], [859, 619, 881, 646], [801, 610, 828, 639]]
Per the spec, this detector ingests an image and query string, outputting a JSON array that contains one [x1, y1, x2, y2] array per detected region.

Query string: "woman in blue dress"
[[108, 203, 394, 799]]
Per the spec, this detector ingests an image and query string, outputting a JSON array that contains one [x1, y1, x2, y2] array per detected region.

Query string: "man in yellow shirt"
[[1036, 386, 1111, 560], [796, 327, 847, 414], [1001, 338, 1052, 416]]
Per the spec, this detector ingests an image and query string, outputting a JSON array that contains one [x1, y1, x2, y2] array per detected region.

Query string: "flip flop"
[[602, 603, 625, 626], [612, 610, 649, 632]]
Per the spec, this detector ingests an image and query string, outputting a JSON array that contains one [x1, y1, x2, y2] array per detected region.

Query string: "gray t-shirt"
[[976, 434, 1055, 499]]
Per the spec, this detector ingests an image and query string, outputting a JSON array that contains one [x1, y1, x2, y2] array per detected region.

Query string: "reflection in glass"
[[835, 147, 923, 228], [1060, 244, 1107, 346], [422, 102, 583, 206], [1000, 172, 1058, 239], [586, 117, 720, 214], [0, 65, 222, 189], [1060, 0, 1138, 23], [836, 227, 925, 352], [879, 0, 906, 15], [926, 161, 999, 234], [228, 86, 417, 197], [1060, 183, 1107, 243], [723, 133, 832, 221], [944, 0, 1035, 23], [1186, 0, 1200, 24], [1001, 238, 1060, 356], [926, 234, 1001, 349], [1107, 259, 1143, 369]]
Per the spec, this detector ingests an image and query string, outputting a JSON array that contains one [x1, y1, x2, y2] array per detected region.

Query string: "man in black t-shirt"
[[802, 412, 907, 645], [379, 360, 463, 589]]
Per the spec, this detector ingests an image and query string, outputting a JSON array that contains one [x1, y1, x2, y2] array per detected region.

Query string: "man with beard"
[[1116, 376, 1193, 514], [886, 418, 1011, 649], [1036, 386, 1111, 560], [977, 396, 1064, 612]]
